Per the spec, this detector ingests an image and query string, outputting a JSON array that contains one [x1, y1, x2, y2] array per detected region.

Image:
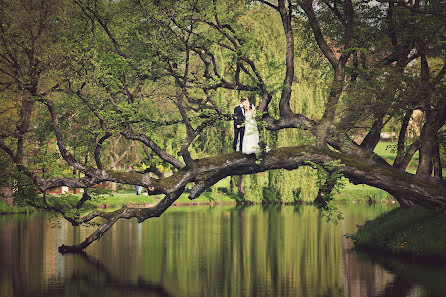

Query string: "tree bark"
[[59, 188, 184, 253], [300, 0, 353, 148], [417, 101, 446, 177], [360, 114, 385, 151], [393, 111, 412, 167], [432, 141, 442, 180], [416, 115, 436, 177], [277, 0, 295, 117], [394, 140, 419, 171]]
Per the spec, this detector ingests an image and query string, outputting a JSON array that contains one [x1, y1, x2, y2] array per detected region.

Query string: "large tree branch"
[[47, 144, 446, 253], [258, 0, 278, 10], [94, 133, 111, 170], [393, 110, 413, 166], [338, 0, 354, 66], [360, 113, 385, 151], [74, 0, 128, 59], [323, 0, 346, 26], [277, 0, 295, 117], [263, 113, 316, 130], [431, 61, 446, 87], [39, 97, 94, 175], [59, 187, 185, 253], [300, 0, 338, 69], [121, 130, 185, 170]]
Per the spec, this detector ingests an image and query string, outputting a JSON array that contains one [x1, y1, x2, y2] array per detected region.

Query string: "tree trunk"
[[360, 114, 384, 151], [394, 140, 419, 171], [432, 141, 442, 180], [417, 101, 446, 177], [416, 122, 435, 177], [393, 111, 412, 167], [0, 187, 13, 206], [237, 176, 244, 194]]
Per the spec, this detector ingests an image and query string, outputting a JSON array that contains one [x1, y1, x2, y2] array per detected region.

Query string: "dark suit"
[[233, 105, 245, 152]]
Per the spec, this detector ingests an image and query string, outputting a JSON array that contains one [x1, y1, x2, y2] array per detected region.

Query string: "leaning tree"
[[0, 0, 445, 252]]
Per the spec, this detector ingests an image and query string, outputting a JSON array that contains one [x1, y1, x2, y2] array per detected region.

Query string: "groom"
[[233, 98, 247, 152]]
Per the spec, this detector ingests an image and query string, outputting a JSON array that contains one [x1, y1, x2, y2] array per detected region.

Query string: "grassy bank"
[[351, 206, 446, 258], [0, 201, 33, 214], [0, 191, 238, 215], [43, 190, 238, 211], [334, 182, 393, 203]]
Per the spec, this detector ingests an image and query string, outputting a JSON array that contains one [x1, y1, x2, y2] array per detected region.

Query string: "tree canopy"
[[0, 0, 445, 252]]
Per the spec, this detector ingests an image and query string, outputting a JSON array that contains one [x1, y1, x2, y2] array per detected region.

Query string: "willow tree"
[[0, 0, 445, 253]]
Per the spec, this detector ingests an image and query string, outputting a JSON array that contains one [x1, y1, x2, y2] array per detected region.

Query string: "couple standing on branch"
[[233, 98, 261, 154]]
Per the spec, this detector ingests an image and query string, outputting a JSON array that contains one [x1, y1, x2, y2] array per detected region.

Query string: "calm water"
[[1, 204, 445, 297]]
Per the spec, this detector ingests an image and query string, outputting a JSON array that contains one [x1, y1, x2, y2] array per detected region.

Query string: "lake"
[[1, 204, 445, 297]]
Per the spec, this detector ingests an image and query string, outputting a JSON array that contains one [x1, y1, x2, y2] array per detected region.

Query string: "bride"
[[242, 101, 261, 154]]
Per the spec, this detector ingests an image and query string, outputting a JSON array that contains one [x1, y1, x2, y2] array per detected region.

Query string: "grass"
[[334, 182, 393, 203], [90, 193, 157, 208], [40, 188, 238, 213], [0, 183, 241, 214], [0, 201, 33, 214], [174, 191, 238, 205], [351, 205, 446, 258]]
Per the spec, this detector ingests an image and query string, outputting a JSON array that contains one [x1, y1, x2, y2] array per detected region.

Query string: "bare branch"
[[121, 130, 185, 170], [74, 0, 128, 59], [277, 0, 295, 117], [39, 97, 94, 175], [323, 0, 346, 26], [339, 0, 354, 65], [258, 0, 279, 10], [59, 188, 185, 253], [94, 133, 112, 170], [432, 61, 446, 87], [300, 0, 339, 69]]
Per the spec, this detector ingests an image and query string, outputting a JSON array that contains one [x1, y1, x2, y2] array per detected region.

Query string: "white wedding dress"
[[242, 110, 260, 154]]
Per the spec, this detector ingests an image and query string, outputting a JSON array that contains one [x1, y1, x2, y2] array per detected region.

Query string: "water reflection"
[[356, 250, 446, 297], [0, 204, 441, 297]]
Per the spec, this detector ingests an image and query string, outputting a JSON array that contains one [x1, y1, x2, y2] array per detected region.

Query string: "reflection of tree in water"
[[340, 217, 395, 297], [356, 250, 446, 297], [28, 253, 174, 297], [377, 276, 414, 297]]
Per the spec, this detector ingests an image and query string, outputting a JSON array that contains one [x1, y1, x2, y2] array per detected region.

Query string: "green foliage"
[[3, 0, 442, 212], [46, 194, 93, 210], [0, 151, 13, 189], [321, 204, 344, 225], [12, 181, 38, 207], [0, 200, 32, 214], [306, 160, 346, 203], [261, 186, 282, 203], [352, 206, 446, 257], [335, 181, 392, 203], [292, 187, 302, 203]]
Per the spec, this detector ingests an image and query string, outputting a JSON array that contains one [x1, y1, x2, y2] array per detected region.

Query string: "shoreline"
[[351, 205, 446, 259], [0, 197, 396, 215], [354, 242, 446, 263]]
